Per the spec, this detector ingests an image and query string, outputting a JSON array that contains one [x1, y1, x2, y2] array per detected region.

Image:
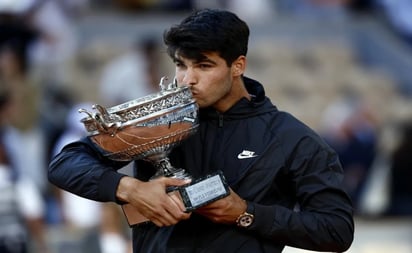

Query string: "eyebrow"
[[173, 56, 217, 66]]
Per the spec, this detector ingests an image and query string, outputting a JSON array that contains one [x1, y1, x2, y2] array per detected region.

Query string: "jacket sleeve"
[[48, 137, 129, 203], [247, 138, 354, 252]]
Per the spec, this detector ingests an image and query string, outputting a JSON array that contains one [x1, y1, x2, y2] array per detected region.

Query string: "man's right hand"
[[116, 176, 191, 227]]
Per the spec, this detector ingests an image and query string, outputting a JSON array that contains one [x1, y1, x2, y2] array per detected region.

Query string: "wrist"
[[116, 176, 139, 203]]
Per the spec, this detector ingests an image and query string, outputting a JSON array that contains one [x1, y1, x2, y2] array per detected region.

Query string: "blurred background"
[[0, 0, 411, 253]]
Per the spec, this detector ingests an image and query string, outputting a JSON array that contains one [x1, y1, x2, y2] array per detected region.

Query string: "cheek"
[[214, 75, 232, 93], [207, 78, 231, 99]]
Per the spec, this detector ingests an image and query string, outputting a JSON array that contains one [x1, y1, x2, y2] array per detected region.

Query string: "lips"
[[190, 88, 198, 96]]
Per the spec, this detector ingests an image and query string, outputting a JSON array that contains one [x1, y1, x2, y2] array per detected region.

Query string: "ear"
[[231, 56, 246, 77]]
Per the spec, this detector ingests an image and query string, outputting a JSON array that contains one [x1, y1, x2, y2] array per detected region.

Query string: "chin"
[[196, 102, 208, 108]]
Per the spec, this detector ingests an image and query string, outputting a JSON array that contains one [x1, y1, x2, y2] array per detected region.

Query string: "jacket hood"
[[199, 76, 277, 121]]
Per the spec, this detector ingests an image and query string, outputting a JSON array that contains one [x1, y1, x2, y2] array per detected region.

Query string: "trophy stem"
[[151, 157, 191, 180]]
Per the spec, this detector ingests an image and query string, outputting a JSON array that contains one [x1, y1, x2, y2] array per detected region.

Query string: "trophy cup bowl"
[[78, 77, 199, 179], [78, 77, 229, 226]]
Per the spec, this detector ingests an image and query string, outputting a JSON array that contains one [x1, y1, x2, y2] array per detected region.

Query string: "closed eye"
[[198, 63, 213, 69]]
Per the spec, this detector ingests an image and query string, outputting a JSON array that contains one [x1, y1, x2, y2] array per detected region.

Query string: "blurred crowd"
[[0, 0, 411, 252]]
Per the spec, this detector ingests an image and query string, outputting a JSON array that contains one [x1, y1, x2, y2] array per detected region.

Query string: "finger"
[[168, 191, 186, 211], [145, 205, 177, 227], [150, 212, 175, 227], [163, 177, 191, 187], [148, 195, 190, 226], [165, 194, 191, 221]]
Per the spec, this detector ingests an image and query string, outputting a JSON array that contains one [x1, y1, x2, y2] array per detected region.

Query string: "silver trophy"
[[79, 77, 228, 226]]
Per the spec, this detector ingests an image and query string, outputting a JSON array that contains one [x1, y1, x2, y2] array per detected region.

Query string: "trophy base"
[[121, 171, 229, 227], [121, 203, 150, 225]]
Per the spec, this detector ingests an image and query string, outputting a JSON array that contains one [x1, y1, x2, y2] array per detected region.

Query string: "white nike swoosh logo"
[[237, 150, 258, 159]]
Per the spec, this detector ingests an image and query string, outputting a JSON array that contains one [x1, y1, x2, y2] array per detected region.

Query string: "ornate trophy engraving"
[[79, 77, 229, 226]]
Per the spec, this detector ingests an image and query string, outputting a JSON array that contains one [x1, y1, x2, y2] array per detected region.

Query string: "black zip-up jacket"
[[49, 77, 354, 253]]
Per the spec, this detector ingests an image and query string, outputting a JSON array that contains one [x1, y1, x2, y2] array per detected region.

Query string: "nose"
[[182, 68, 197, 86]]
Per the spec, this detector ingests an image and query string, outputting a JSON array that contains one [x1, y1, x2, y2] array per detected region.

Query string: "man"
[[49, 9, 354, 253]]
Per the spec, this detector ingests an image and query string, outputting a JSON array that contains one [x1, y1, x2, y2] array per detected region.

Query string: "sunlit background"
[[0, 0, 411, 253]]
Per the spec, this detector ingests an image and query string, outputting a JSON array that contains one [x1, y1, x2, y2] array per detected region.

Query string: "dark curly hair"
[[163, 9, 249, 67]]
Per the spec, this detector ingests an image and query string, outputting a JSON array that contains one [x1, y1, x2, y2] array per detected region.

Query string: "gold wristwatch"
[[236, 201, 255, 228]]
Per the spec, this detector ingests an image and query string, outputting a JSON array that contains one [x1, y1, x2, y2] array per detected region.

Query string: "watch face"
[[238, 213, 254, 227]]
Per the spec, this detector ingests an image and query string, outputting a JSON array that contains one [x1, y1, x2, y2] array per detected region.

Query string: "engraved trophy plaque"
[[78, 77, 229, 226]]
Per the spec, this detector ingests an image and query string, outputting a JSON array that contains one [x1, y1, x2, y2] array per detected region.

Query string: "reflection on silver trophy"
[[78, 77, 229, 226]]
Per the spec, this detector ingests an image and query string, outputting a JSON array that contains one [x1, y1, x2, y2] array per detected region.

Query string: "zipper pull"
[[218, 114, 224, 127]]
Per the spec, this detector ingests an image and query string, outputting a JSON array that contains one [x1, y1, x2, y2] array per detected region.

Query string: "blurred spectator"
[[385, 121, 412, 216], [26, 0, 79, 85], [320, 94, 378, 211], [0, 0, 79, 86], [98, 203, 131, 253], [0, 11, 49, 196], [0, 7, 39, 85], [98, 36, 161, 106], [0, 84, 49, 253], [0, 0, 77, 170]]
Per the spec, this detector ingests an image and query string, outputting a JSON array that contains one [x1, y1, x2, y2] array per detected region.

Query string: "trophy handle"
[[78, 105, 122, 136]]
